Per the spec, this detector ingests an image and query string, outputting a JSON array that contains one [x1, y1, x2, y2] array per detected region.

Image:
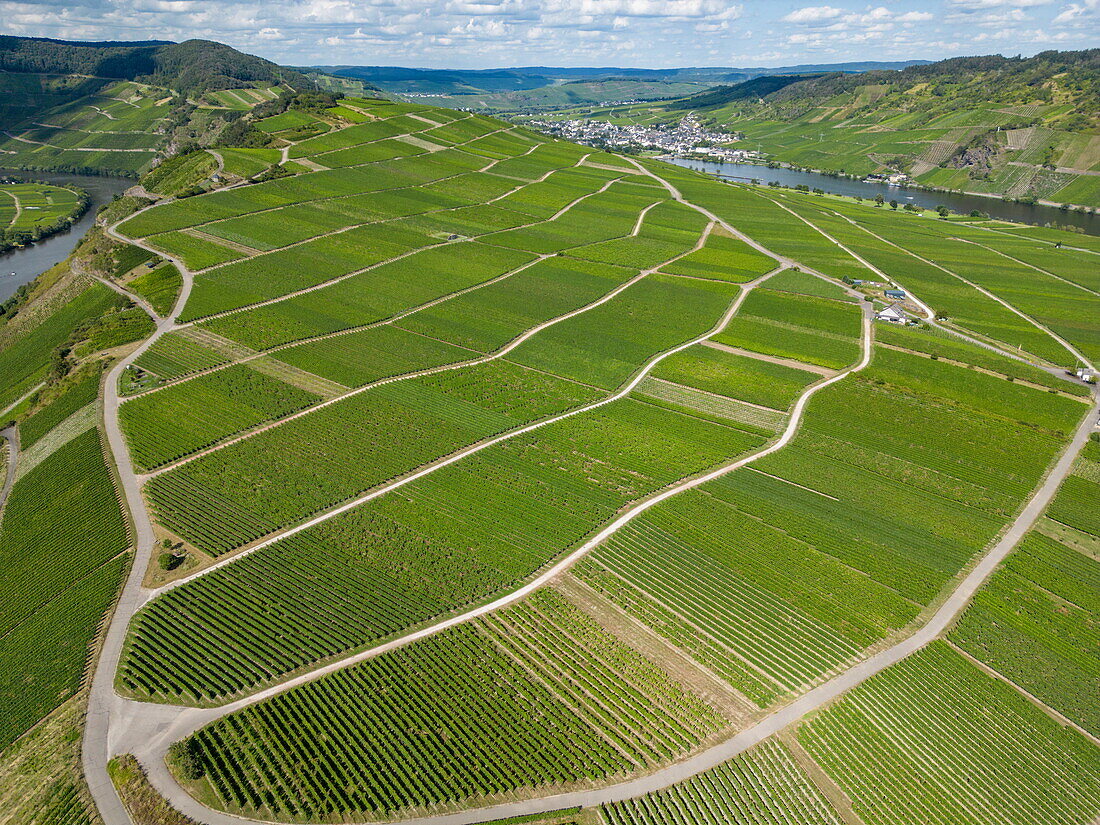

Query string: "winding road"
[[0, 426, 18, 513], [79, 148, 1100, 825]]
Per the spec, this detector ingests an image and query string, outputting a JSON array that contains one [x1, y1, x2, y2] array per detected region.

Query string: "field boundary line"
[[92, 275, 159, 321], [744, 466, 839, 500], [699, 340, 837, 377], [945, 640, 1100, 749], [139, 221, 734, 587], [951, 236, 1100, 298], [969, 222, 1100, 258], [142, 194, 668, 478]]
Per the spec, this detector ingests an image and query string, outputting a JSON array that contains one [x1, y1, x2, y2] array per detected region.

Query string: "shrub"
[[168, 741, 204, 780]]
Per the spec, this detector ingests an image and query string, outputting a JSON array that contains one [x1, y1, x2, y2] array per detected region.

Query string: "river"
[[666, 158, 1100, 236], [0, 169, 132, 303]]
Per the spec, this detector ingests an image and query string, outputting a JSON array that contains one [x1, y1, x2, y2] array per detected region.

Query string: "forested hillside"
[[0, 36, 324, 176], [0, 36, 313, 94], [579, 49, 1100, 207]]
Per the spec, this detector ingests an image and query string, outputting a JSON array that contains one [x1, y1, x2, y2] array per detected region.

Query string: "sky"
[[1, 0, 1097, 69]]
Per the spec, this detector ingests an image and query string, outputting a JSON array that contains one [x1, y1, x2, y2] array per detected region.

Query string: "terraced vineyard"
[[0, 80, 169, 175], [108, 98, 1099, 825], [602, 740, 843, 825], [181, 589, 729, 818], [3, 71, 1097, 825], [799, 642, 1100, 825]]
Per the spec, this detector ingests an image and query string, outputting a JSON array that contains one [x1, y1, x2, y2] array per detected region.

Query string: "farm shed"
[[876, 304, 909, 324]]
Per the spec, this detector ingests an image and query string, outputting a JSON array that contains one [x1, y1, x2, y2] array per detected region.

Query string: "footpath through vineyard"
[[82, 137, 1100, 825]]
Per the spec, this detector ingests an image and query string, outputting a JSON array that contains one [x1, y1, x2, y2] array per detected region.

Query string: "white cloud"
[[947, 0, 1050, 9], [782, 5, 844, 23], [1053, 0, 1099, 23], [896, 11, 935, 22], [0, 0, 1094, 69]]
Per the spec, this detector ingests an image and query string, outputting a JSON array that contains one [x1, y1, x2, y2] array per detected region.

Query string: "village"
[[527, 113, 762, 162]]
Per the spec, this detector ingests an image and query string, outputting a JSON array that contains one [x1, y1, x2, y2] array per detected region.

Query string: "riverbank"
[[665, 156, 1100, 236], [0, 181, 90, 255], [0, 170, 131, 303]]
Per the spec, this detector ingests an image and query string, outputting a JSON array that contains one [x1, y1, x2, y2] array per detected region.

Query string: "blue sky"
[[1, 0, 1097, 68]]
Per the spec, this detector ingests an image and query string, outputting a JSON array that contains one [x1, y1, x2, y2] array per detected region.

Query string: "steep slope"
[[0, 35, 313, 94], [592, 50, 1100, 207], [0, 36, 319, 175]]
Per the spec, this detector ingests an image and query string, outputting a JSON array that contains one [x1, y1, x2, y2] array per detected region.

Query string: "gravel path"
[[0, 426, 18, 513], [81, 153, 1099, 825], [82, 203, 196, 825]]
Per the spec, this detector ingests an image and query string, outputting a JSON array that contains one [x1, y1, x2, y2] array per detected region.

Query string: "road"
[[81, 154, 1099, 825], [81, 203, 195, 825], [0, 426, 18, 512]]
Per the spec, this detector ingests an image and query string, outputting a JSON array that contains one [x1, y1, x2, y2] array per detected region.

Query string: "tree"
[[168, 741, 205, 780], [874, 194, 885, 206], [889, 199, 898, 209]]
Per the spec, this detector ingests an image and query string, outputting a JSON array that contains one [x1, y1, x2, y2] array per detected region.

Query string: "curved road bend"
[[84, 188, 782, 825], [146, 381, 1098, 825], [82, 205, 196, 825], [0, 426, 18, 512]]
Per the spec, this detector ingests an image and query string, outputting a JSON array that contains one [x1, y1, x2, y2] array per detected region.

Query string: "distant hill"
[[0, 36, 314, 95], [0, 36, 322, 176], [667, 74, 821, 109], [313, 60, 929, 96], [588, 49, 1100, 208]]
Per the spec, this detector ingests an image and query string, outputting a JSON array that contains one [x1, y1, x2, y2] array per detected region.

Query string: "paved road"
[[142, 383, 1099, 825], [83, 157, 1099, 825], [0, 426, 18, 512], [82, 206, 196, 825]]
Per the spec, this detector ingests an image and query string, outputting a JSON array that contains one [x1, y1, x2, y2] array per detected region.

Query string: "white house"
[[876, 304, 909, 324]]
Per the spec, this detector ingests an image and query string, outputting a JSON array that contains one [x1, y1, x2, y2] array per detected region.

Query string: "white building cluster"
[[529, 114, 750, 160]]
